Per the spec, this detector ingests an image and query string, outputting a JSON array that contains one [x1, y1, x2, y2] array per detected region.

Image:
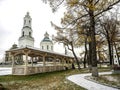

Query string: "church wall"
[[19, 38, 34, 47], [40, 42, 53, 51]]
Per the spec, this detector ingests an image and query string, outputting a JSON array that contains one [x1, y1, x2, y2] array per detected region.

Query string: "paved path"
[[67, 72, 119, 90], [0, 67, 12, 76]]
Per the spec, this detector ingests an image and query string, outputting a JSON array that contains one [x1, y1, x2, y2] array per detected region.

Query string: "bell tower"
[[19, 12, 34, 47], [24, 12, 31, 28]]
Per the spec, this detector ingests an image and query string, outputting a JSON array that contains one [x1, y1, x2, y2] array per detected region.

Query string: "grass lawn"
[[0, 67, 111, 90], [0, 69, 87, 90], [98, 74, 120, 88]]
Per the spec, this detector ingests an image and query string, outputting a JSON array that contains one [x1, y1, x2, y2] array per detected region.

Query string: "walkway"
[[67, 72, 119, 90], [0, 67, 12, 76]]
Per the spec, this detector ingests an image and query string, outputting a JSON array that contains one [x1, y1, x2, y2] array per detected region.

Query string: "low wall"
[[12, 65, 71, 75]]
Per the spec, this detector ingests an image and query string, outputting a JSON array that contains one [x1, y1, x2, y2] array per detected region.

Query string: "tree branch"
[[94, 0, 100, 5], [66, 44, 72, 51]]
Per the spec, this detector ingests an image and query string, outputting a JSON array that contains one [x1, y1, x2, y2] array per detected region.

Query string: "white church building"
[[5, 12, 74, 75], [18, 12, 53, 52]]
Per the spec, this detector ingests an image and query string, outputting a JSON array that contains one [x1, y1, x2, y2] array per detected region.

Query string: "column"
[[53, 56, 56, 66], [11, 54, 15, 74], [25, 53, 28, 67], [24, 52, 29, 75], [61, 58, 64, 70], [59, 59, 61, 66], [10, 52, 16, 75], [31, 57, 33, 66], [43, 55, 46, 66], [11, 55, 15, 68], [43, 55, 46, 72], [62, 58, 64, 66], [53, 56, 56, 71]]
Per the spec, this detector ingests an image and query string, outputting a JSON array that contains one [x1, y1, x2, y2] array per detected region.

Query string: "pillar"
[[62, 58, 65, 66], [64, 58, 66, 66], [31, 57, 33, 66], [52, 56, 56, 71], [25, 53, 28, 67], [10, 52, 16, 75], [11, 55, 15, 68], [43, 55, 46, 66], [43, 54, 46, 72], [53, 56, 56, 66], [59, 59, 61, 66], [23, 50, 31, 75], [11, 54, 15, 74]]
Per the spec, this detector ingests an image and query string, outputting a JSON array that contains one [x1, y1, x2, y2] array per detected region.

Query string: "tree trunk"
[[111, 43, 114, 65], [83, 37, 87, 68], [104, 25, 113, 66], [71, 42, 81, 70], [88, 0, 98, 77], [88, 32, 92, 72], [107, 39, 113, 67]]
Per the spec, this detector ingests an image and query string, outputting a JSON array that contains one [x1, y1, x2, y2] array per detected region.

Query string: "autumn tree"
[[96, 35, 107, 66], [43, 0, 120, 77], [52, 24, 81, 70], [100, 15, 120, 66]]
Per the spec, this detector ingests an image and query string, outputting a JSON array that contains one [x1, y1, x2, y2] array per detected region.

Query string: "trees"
[[100, 15, 120, 66], [43, 0, 120, 77], [52, 24, 81, 70]]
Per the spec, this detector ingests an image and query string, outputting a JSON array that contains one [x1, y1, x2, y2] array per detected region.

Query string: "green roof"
[[42, 37, 52, 42]]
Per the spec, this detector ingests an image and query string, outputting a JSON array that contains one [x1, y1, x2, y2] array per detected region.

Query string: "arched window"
[[29, 20, 31, 24], [42, 46, 44, 49], [29, 32, 31, 37], [22, 31, 24, 36], [47, 45, 49, 50]]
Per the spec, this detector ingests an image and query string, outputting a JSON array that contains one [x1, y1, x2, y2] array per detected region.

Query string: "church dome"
[[10, 43, 18, 50], [41, 32, 52, 43]]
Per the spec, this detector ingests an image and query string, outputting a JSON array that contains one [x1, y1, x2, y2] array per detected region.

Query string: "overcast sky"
[[0, 0, 67, 59]]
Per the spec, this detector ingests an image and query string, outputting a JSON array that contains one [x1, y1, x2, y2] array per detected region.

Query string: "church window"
[[29, 20, 31, 23], [29, 32, 31, 37], [47, 45, 49, 50], [22, 31, 24, 36], [42, 46, 44, 49], [24, 20, 26, 25]]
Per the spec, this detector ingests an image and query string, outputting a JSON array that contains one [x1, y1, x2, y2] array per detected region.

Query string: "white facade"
[[19, 12, 34, 47], [19, 36, 34, 47], [40, 32, 53, 51]]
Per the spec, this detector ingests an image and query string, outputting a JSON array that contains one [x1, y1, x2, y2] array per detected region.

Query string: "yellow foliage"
[[86, 3, 96, 11], [87, 36, 92, 42], [66, 0, 79, 7]]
